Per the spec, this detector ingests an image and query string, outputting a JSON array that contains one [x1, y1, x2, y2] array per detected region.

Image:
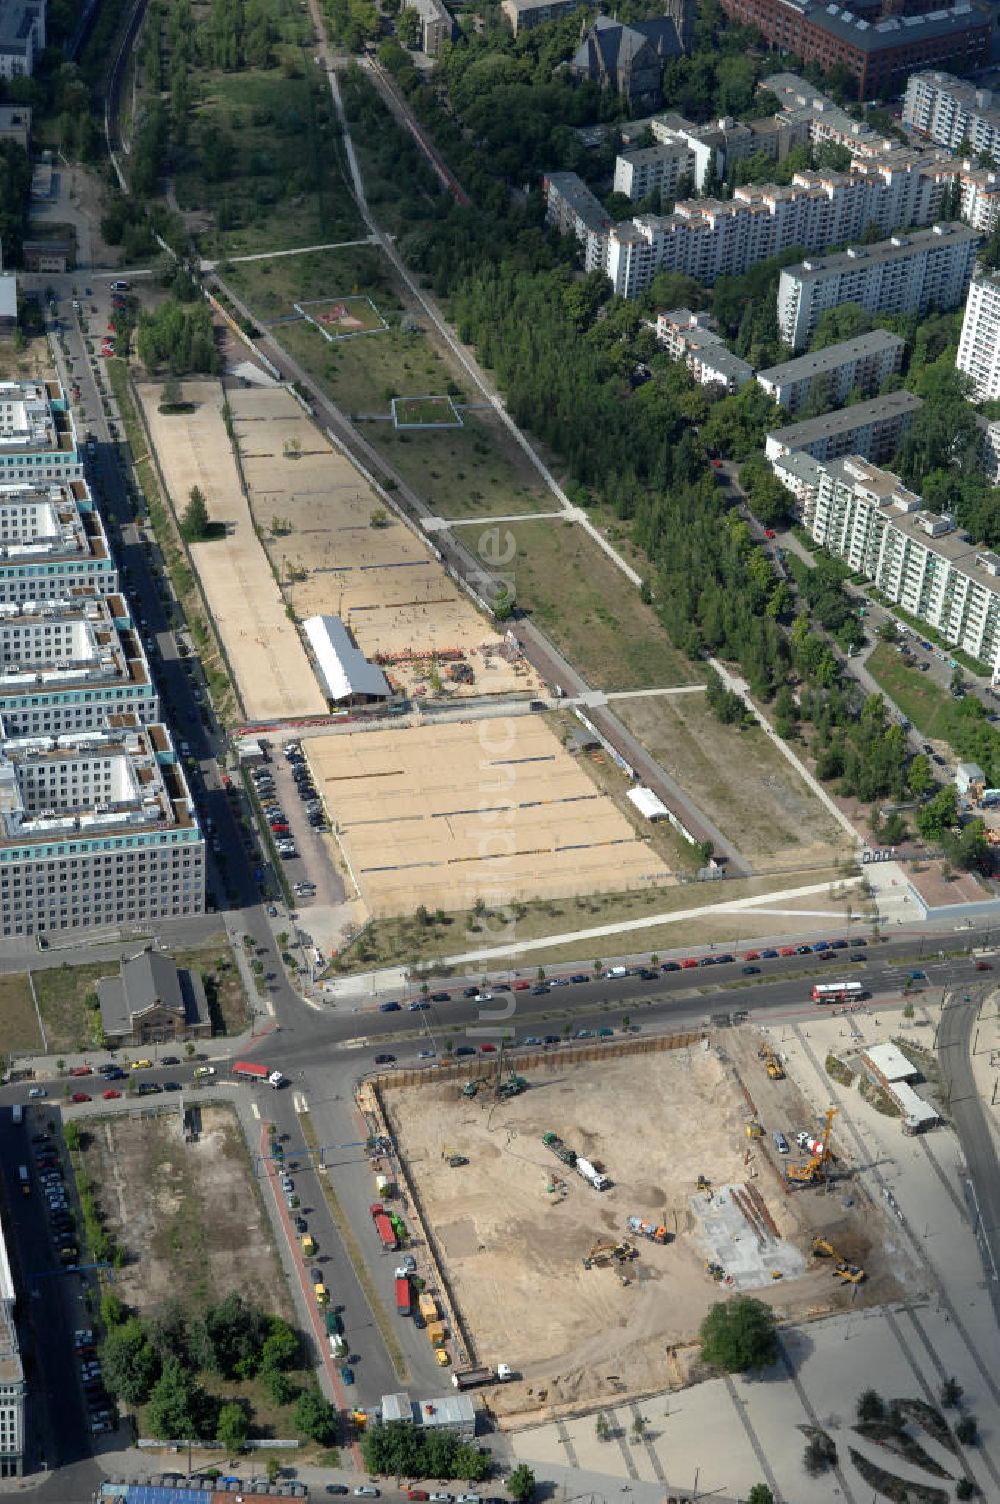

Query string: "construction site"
[[377, 1029, 923, 1418], [227, 387, 543, 701]]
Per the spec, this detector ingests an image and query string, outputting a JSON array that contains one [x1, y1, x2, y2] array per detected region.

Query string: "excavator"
[[757, 1042, 785, 1080], [787, 1106, 838, 1185], [812, 1236, 864, 1284], [582, 1240, 638, 1269]]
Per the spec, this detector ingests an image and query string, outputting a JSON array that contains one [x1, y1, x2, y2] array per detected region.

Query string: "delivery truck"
[[452, 1364, 513, 1390], [372, 1207, 399, 1251], [232, 1060, 287, 1088], [395, 1275, 412, 1316]]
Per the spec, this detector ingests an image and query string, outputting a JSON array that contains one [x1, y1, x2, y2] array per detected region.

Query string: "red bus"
[[812, 981, 865, 1004]]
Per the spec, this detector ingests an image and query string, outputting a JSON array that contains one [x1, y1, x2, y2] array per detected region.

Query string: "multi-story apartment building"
[[756, 329, 905, 413], [975, 413, 1000, 484], [0, 716, 205, 939], [501, 0, 582, 32], [806, 456, 1000, 677], [718, 0, 990, 101], [0, 482, 116, 604], [765, 389, 922, 464], [0, 379, 80, 487], [0, 596, 158, 737], [542, 172, 610, 272], [403, 0, 456, 54], [777, 223, 980, 350], [0, 0, 45, 80], [903, 69, 1000, 156], [613, 141, 696, 204], [0, 1219, 24, 1479], [957, 268, 1000, 399], [763, 71, 901, 158], [654, 309, 754, 391]]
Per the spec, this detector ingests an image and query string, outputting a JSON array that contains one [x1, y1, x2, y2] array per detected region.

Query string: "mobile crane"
[[787, 1106, 837, 1185]]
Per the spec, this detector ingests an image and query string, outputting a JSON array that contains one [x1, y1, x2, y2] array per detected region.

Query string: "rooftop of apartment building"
[[785, 221, 981, 281], [770, 389, 923, 447], [0, 482, 108, 566], [0, 0, 39, 51], [0, 717, 199, 846], [0, 596, 150, 699], [757, 328, 905, 384], [774, 448, 826, 485], [906, 67, 998, 114], [619, 140, 693, 169], [764, 70, 899, 146], [772, 0, 990, 53], [967, 264, 1000, 294], [544, 171, 609, 231], [0, 379, 70, 457]]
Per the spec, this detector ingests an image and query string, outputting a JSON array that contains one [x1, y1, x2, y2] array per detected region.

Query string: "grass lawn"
[[0, 973, 44, 1053], [616, 693, 851, 871], [223, 244, 398, 323], [393, 395, 460, 426], [176, 63, 363, 257], [332, 868, 856, 975], [33, 934, 248, 1053], [505, 519, 704, 691], [865, 643, 969, 742], [372, 411, 554, 518]]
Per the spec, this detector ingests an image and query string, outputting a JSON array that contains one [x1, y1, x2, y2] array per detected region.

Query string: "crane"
[[787, 1106, 837, 1185]]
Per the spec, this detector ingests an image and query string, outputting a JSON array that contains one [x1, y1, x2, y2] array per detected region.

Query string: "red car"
[[69, 1065, 92, 1077], [480, 1043, 496, 1053], [408, 1493, 429, 1501], [764, 528, 776, 539], [976, 960, 993, 971], [681, 957, 698, 969], [512, 980, 530, 990], [779, 946, 796, 957], [102, 1089, 121, 1099], [743, 950, 760, 961], [711, 458, 723, 469], [70, 1092, 91, 1104]]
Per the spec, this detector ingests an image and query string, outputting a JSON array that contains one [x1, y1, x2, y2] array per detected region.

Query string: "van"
[[301, 1234, 316, 1257], [17, 1165, 29, 1194], [111, 280, 130, 292], [772, 1130, 789, 1155]]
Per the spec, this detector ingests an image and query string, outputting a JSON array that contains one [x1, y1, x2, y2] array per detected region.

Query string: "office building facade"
[[0, 482, 116, 605]]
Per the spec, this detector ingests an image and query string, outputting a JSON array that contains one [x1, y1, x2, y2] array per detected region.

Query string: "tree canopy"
[[700, 1296, 779, 1372]]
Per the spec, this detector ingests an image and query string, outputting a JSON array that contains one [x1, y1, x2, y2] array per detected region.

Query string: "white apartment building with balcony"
[[777, 223, 980, 350], [654, 309, 754, 390], [765, 389, 922, 464], [903, 70, 1000, 157], [757, 328, 905, 413], [0, 482, 116, 604], [542, 172, 610, 272], [957, 268, 1000, 400], [0, 596, 158, 737], [0, 716, 205, 939], [806, 456, 1000, 678], [613, 141, 696, 204]]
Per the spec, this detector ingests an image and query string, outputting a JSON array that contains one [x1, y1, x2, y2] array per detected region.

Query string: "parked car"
[[70, 1093, 91, 1103]]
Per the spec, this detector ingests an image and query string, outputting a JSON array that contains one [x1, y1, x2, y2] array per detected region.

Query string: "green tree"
[[397, 6, 420, 45], [294, 1386, 338, 1443], [908, 754, 935, 800], [182, 485, 210, 541], [746, 1488, 775, 1504], [916, 784, 959, 844], [101, 1316, 161, 1406], [942, 1376, 964, 1408], [507, 1465, 535, 1502], [595, 1412, 611, 1441], [955, 1478, 975, 1499], [217, 1400, 250, 1452], [260, 1318, 300, 1373], [100, 1291, 125, 1329], [146, 1356, 210, 1441], [857, 1388, 884, 1422], [699, 1296, 779, 1372], [955, 1416, 978, 1446]]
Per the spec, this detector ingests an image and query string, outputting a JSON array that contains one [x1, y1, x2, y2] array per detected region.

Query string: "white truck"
[[575, 1156, 611, 1192]]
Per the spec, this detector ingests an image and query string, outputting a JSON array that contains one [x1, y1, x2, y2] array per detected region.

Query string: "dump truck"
[[375, 1173, 392, 1197], [542, 1132, 577, 1166], [576, 1156, 611, 1191], [395, 1276, 412, 1316], [452, 1365, 513, 1390], [627, 1215, 668, 1244], [426, 1320, 447, 1348], [374, 1212, 398, 1251], [418, 1291, 439, 1322]]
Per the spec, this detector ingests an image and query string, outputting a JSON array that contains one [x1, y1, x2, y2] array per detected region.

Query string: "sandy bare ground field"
[[616, 695, 852, 873], [139, 380, 326, 721], [75, 1103, 292, 1319], [383, 1038, 909, 1413], [304, 718, 671, 917], [229, 387, 543, 701]]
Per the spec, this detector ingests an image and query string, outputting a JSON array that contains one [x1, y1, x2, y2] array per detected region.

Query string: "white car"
[[474, 992, 493, 1003], [353, 1489, 380, 1498], [27, 1086, 46, 1098], [192, 1066, 215, 1078]]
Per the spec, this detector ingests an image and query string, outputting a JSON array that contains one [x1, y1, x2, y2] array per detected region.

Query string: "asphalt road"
[[937, 990, 1000, 1322]]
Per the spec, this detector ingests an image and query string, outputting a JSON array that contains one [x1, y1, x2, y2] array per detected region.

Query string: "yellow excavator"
[[758, 1042, 785, 1080], [812, 1236, 864, 1284], [787, 1106, 837, 1185], [583, 1240, 638, 1269]]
